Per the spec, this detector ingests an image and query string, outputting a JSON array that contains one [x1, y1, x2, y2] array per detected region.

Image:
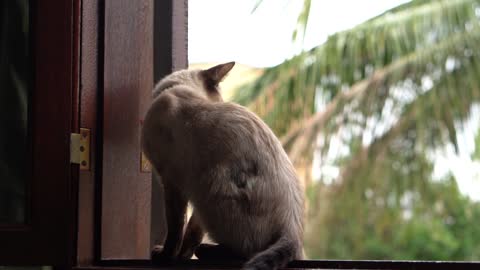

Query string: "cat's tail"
[[242, 234, 302, 270]]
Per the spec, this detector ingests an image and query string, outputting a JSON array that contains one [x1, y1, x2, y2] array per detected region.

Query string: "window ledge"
[[73, 259, 480, 270]]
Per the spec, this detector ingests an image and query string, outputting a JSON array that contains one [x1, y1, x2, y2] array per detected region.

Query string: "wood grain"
[[101, 0, 153, 259], [77, 0, 99, 265]]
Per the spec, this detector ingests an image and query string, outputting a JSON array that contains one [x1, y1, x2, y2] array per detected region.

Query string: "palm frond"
[[292, 0, 312, 45], [235, 0, 480, 164], [285, 25, 480, 162]]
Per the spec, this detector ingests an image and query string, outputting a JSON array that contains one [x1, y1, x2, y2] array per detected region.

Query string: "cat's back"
[[187, 100, 301, 209], [192, 101, 289, 166], [188, 101, 304, 255]]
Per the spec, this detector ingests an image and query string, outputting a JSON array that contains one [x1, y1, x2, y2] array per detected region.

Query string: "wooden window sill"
[[74, 259, 480, 270]]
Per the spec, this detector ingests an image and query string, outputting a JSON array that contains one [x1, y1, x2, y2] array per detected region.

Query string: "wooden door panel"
[[101, 0, 153, 259], [76, 0, 188, 262]]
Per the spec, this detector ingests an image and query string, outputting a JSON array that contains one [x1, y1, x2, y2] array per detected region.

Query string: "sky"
[[188, 0, 480, 200], [189, 0, 410, 67]]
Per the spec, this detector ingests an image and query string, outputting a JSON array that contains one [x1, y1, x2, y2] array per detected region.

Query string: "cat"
[[141, 62, 304, 270]]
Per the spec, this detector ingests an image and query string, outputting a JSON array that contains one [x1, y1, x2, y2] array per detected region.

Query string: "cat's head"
[[153, 62, 235, 102]]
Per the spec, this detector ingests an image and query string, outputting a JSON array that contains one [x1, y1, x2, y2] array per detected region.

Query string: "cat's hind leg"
[[151, 180, 187, 263], [178, 210, 205, 260]]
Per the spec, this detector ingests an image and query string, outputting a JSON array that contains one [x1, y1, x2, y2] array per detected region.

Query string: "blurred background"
[[189, 0, 480, 260]]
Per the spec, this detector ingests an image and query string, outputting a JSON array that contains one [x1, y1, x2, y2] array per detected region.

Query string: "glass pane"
[[0, 0, 29, 224]]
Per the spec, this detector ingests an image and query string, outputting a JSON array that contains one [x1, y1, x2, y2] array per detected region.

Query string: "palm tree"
[[236, 0, 480, 260]]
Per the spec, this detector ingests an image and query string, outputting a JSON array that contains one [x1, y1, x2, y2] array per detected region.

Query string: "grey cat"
[[141, 62, 304, 270]]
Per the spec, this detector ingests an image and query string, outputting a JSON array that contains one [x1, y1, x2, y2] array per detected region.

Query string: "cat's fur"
[[141, 62, 304, 270]]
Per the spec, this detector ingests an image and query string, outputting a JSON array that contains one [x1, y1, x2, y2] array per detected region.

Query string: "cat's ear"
[[200, 62, 235, 90]]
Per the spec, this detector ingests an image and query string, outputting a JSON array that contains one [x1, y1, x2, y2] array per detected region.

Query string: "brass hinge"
[[70, 128, 91, 171]]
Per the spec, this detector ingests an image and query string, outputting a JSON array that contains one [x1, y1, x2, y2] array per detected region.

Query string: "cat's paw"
[[151, 245, 176, 265], [178, 245, 196, 261]]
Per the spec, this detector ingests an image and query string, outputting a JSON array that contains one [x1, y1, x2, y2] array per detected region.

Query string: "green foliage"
[[473, 129, 480, 160], [306, 149, 480, 260], [244, 0, 480, 261], [292, 0, 311, 46]]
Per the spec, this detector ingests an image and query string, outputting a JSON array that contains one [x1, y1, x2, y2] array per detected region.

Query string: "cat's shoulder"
[[151, 86, 204, 112], [149, 89, 180, 116]]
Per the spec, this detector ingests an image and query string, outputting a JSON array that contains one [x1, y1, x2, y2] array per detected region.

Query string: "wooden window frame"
[[76, 1, 480, 269], [1, 0, 478, 269], [0, 0, 79, 265], [76, 0, 189, 265]]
